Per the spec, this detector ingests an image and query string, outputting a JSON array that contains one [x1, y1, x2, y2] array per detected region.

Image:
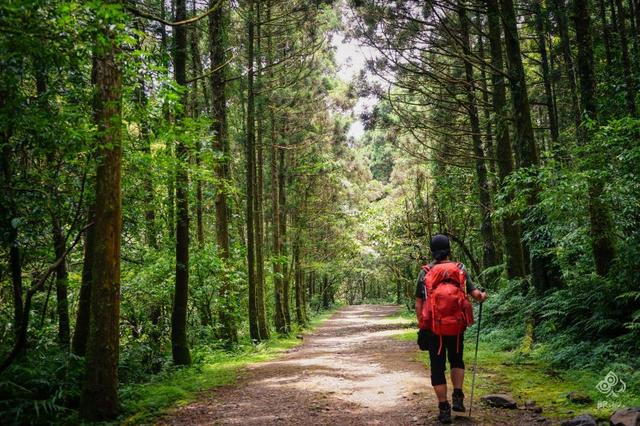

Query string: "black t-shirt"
[[415, 261, 476, 300]]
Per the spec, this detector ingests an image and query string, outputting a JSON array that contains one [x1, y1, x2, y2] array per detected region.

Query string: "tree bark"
[[457, 1, 498, 271], [189, 21, 205, 247], [574, 0, 618, 275], [294, 240, 305, 326], [476, 13, 496, 193], [534, 1, 560, 148], [484, 0, 526, 278], [171, 0, 192, 365], [80, 7, 123, 417], [269, 119, 286, 331], [613, 0, 638, 115], [209, 0, 237, 343], [133, 22, 158, 250], [628, 0, 640, 73], [246, 0, 261, 342], [0, 139, 24, 343], [72, 206, 95, 356], [549, 0, 582, 132], [279, 124, 291, 327], [271, 123, 288, 333], [598, 0, 614, 67], [322, 275, 330, 309], [499, 0, 563, 291], [267, 1, 288, 336], [254, 1, 270, 340], [634, 0, 640, 48], [51, 216, 70, 347]]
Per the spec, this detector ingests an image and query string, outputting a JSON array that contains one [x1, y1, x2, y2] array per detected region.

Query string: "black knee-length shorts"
[[420, 329, 465, 386]]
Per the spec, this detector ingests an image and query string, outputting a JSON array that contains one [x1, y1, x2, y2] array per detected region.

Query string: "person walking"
[[415, 234, 487, 424]]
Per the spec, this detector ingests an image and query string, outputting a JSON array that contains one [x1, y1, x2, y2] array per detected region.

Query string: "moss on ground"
[[392, 314, 640, 423]]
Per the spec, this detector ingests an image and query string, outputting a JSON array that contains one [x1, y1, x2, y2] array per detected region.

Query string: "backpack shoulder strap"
[[455, 262, 468, 294]]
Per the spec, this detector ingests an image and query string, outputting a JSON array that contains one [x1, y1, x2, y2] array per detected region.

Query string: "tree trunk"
[[132, 23, 158, 250], [476, 13, 496, 192], [302, 271, 309, 323], [294, 241, 305, 326], [171, 0, 192, 366], [79, 12, 123, 419], [162, 2, 175, 242], [574, 0, 618, 275], [484, 0, 526, 278], [279, 132, 291, 327], [549, 0, 582, 132], [189, 22, 205, 247], [254, 1, 270, 340], [271, 125, 287, 333], [458, 2, 498, 272], [246, 0, 261, 342], [52, 217, 70, 347], [534, 1, 560, 148], [634, 0, 640, 49], [209, 0, 237, 343], [499, 0, 564, 291], [0, 139, 24, 343], [599, 0, 614, 67], [72, 206, 95, 356], [322, 275, 330, 309], [628, 0, 640, 73], [614, 0, 638, 115], [267, 2, 288, 336]]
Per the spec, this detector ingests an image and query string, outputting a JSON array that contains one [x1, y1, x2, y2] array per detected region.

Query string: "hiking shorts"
[[426, 330, 465, 386]]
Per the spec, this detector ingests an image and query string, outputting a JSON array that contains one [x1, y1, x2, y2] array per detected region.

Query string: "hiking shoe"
[[452, 392, 465, 412], [438, 403, 452, 424]]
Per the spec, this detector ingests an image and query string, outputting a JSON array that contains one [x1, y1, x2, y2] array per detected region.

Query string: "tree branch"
[[125, 0, 223, 27]]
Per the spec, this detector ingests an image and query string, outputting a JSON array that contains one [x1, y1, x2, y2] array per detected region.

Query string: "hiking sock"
[[452, 389, 465, 412]]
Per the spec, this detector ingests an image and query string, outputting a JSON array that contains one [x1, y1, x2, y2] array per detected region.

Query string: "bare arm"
[[470, 288, 488, 303]]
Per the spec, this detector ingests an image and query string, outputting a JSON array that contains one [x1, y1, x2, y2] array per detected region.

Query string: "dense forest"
[[0, 0, 639, 423]]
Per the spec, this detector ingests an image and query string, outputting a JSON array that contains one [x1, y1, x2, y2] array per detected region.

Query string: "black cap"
[[430, 234, 450, 260]]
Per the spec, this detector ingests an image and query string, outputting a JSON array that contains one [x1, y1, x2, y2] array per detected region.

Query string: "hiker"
[[415, 234, 487, 424]]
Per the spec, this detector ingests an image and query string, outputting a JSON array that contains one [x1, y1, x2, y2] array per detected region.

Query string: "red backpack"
[[419, 262, 474, 351]]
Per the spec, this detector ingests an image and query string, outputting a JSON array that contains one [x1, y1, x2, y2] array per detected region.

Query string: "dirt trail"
[[159, 305, 548, 425]]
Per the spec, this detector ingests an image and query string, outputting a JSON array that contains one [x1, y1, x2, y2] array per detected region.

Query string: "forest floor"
[[158, 305, 550, 425]]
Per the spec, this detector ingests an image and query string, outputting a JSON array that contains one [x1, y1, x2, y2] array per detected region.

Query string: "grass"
[[118, 309, 338, 425], [391, 310, 640, 422]]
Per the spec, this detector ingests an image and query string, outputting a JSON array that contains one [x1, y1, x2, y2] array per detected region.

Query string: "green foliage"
[[2, 0, 640, 422], [0, 344, 84, 425], [394, 308, 640, 420]]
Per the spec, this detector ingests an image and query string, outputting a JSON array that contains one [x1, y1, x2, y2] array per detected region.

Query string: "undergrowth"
[[393, 301, 640, 421]]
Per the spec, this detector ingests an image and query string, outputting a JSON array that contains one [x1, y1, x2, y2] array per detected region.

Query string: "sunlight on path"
[[159, 305, 548, 425], [160, 305, 435, 425], [258, 306, 422, 410]]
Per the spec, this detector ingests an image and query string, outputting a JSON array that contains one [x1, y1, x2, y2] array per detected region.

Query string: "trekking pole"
[[468, 297, 484, 419]]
